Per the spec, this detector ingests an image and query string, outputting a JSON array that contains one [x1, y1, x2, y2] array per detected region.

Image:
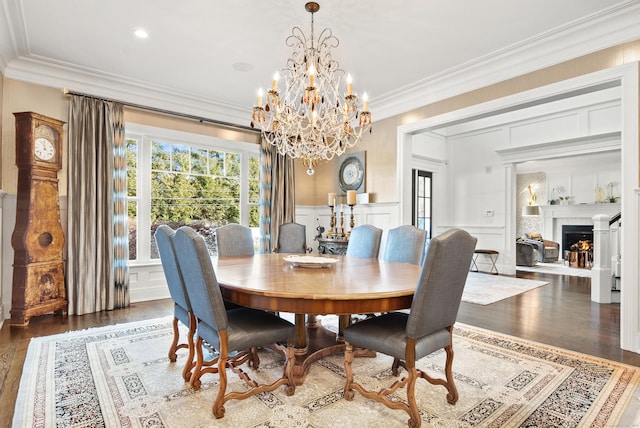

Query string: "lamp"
[[251, 2, 372, 175], [522, 205, 540, 216], [522, 184, 540, 216]]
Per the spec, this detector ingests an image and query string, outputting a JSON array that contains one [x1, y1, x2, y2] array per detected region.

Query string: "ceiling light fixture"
[[134, 28, 148, 38], [250, 2, 372, 175]]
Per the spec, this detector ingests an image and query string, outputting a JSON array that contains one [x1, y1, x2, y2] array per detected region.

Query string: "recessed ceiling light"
[[233, 62, 253, 72], [134, 29, 149, 39]]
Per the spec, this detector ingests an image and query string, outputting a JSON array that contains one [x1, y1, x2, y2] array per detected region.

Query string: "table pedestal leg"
[[294, 313, 308, 355]]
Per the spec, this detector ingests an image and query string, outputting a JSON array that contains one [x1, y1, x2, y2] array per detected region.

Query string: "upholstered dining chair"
[[382, 225, 428, 265], [343, 228, 477, 428], [346, 224, 383, 259], [154, 225, 196, 381], [174, 226, 296, 419], [273, 222, 310, 254], [215, 223, 254, 257]]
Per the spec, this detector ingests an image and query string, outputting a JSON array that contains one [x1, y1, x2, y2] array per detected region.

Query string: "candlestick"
[[340, 209, 345, 237], [329, 205, 336, 236], [349, 205, 355, 231]]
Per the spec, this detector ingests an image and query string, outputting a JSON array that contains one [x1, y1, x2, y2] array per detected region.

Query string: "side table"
[[317, 237, 349, 255], [470, 249, 499, 275]]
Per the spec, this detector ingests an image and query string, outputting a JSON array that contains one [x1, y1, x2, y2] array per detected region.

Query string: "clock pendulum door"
[[10, 112, 67, 326]]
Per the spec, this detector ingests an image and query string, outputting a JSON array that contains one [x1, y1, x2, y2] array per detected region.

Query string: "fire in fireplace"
[[562, 225, 594, 269]]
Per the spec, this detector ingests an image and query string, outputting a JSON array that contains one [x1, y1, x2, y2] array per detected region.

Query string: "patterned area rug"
[[462, 272, 548, 305], [13, 317, 639, 427]]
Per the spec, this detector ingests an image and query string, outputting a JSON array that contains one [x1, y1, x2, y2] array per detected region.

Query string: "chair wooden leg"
[[248, 346, 260, 368], [189, 336, 205, 389], [168, 316, 180, 362], [443, 344, 458, 404], [405, 366, 421, 428], [213, 337, 230, 419], [283, 340, 296, 396], [391, 358, 402, 376], [343, 342, 355, 400], [182, 313, 197, 382]]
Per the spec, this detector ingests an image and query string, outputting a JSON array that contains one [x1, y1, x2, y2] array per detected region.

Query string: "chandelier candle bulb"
[[272, 72, 279, 90], [309, 66, 316, 87], [347, 190, 356, 205], [257, 88, 263, 107], [362, 93, 368, 112], [347, 74, 353, 95]]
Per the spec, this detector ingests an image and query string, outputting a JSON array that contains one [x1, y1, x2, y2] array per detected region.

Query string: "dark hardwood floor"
[[1, 269, 638, 425]]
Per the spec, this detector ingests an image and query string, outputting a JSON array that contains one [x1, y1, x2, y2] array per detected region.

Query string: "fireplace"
[[562, 225, 593, 268]]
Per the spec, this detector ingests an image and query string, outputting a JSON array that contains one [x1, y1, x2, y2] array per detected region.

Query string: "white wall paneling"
[[398, 63, 640, 353]]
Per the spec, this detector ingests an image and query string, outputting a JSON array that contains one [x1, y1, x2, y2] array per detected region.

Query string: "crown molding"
[[2, 2, 640, 126], [3, 56, 251, 126], [371, 1, 640, 121]]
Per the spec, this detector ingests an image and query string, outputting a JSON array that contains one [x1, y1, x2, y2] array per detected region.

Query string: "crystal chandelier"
[[251, 2, 372, 175]]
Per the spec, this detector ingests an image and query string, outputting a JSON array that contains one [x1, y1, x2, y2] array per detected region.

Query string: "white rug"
[[461, 272, 548, 305], [13, 317, 640, 427], [517, 261, 592, 278]]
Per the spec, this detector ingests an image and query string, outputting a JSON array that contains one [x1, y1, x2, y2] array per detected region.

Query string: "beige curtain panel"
[[67, 95, 129, 315]]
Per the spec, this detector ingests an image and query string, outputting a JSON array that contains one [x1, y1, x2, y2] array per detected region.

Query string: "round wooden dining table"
[[212, 253, 421, 384]]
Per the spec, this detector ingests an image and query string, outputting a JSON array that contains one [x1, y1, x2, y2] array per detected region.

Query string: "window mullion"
[[137, 136, 152, 261]]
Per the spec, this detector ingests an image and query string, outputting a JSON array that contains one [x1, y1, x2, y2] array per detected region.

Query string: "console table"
[[317, 237, 349, 255]]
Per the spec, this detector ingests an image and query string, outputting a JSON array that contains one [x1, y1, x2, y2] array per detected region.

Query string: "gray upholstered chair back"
[[406, 228, 477, 339], [346, 224, 383, 259], [382, 225, 428, 265], [275, 222, 307, 253], [174, 226, 229, 339], [155, 225, 191, 312], [215, 223, 255, 257]]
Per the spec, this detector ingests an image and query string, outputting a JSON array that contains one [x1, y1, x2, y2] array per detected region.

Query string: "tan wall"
[[1, 79, 68, 194]]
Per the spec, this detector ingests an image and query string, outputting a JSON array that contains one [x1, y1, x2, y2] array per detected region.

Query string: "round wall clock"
[[339, 155, 364, 192]]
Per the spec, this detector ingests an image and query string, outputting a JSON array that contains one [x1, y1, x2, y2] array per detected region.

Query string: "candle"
[[272, 71, 279, 91], [347, 190, 356, 205], [347, 74, 353, 95], [309, 65, 316, 87], [328, 192, 336, 206], [257, 88, 263, 107], [362, 92, 369, 112]]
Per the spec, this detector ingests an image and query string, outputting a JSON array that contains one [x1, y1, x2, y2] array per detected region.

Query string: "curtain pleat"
[[67, 95, 128, 315], [259, 138, 273, 253], [259, 137, 296, 253]]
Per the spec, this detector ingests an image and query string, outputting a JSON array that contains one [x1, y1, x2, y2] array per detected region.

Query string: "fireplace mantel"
[[540, 203, 620, 252]]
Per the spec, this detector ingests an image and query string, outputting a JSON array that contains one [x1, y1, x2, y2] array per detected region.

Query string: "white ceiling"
[[1, 0, 639, 126]]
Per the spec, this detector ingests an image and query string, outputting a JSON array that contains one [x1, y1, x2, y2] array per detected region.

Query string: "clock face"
[[35, 137, 56, 161], [338, 155, 364, 192]]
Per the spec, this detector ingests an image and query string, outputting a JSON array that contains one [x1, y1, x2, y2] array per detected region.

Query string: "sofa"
[[516, 241, 538, 266], [521, 232, 560, 263]]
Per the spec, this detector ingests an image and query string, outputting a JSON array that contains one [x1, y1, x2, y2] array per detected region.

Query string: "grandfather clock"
[[10, 112, 67, 326]]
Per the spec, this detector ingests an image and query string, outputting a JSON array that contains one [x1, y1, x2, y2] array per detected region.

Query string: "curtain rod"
[[62, 88, 259, 133]]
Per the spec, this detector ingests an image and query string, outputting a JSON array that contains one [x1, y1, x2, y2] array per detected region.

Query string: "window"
[[126, 125, 259, 262], [412, 169, 432, 239]]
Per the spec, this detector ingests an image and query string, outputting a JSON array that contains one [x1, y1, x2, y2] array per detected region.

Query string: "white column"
[[591, 214, 611, 303]]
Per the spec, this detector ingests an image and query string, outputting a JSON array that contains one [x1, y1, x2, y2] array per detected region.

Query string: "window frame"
[[412, 169, 432, 239], [125, 123, 259, 265]]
